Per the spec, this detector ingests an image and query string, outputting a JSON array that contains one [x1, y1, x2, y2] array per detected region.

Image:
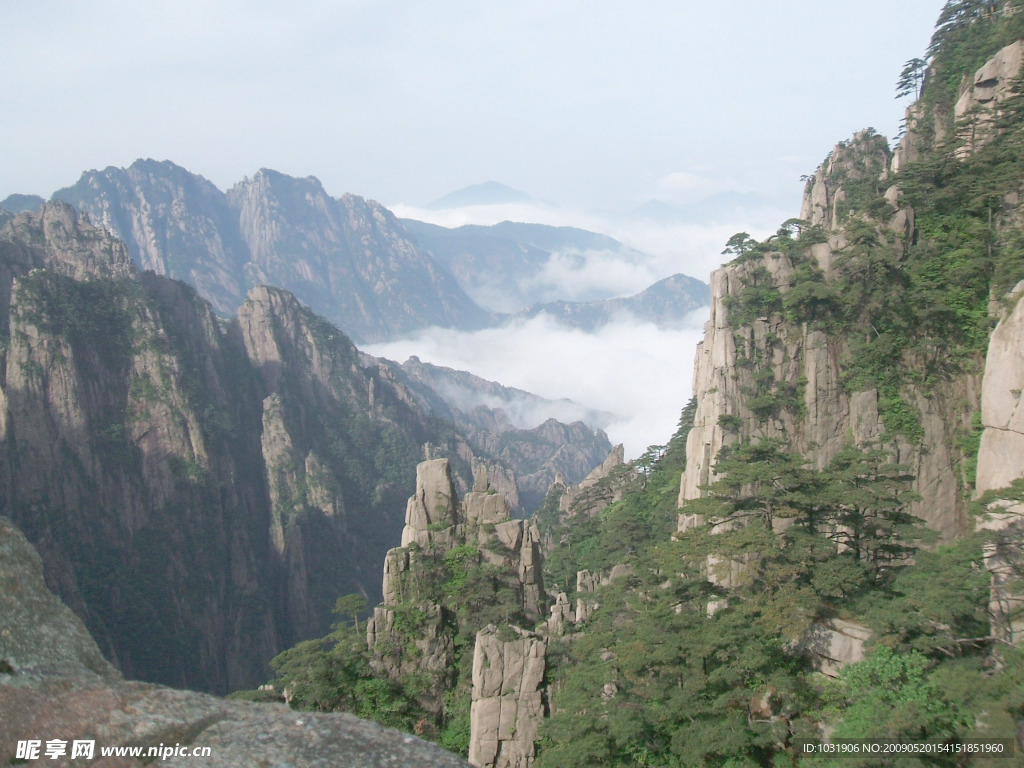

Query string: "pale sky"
[[3, 1, 942, 213]]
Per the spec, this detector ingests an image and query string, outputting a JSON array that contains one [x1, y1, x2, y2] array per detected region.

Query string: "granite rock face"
[[977, 282, 1024, 496], [679, 133, 978, 543], [975, 501, 1024, 646], [468, 625, 546, 768], [0, 204, 600, 694], [953, 39, 1024, 156], [557, 444, 633, 520], [975, 282, 1024, 647], [367, 459, 548, 733], [794, 618, 873, 678], [0, 515, 470, 768], [54, 161, 489, 343]]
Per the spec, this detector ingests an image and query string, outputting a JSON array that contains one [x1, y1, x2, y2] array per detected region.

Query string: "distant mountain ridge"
[[400, 218, 708, 318], [515, 272, 708, 330], [11, 161, 711, 341], [49, 160, 492, 343], [0, 193, 45, 213], [425, 180, 534, 209]]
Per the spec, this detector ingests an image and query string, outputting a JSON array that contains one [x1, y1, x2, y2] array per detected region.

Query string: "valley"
[[3, 3, 1024, 767]]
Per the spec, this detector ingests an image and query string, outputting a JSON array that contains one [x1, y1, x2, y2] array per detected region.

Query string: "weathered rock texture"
[[679, 133, 978, 542], [975, 501, 1024, 646], [0, 204, 601, 694], [0, 514, 470, 768], [367, 460, 547, 721], [975, 282, 1024, 646], [954, 39, 1024, 156], [557, 444, 633, 519], [977, 282, 1024, 495], [794, 618, 873, 678], [53, 161, 489, 343], [800, 131, 892, 231], [468, 625, 547, 768]]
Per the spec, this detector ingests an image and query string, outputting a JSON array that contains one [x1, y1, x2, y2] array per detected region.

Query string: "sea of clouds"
[[373, 198, 790, 459]]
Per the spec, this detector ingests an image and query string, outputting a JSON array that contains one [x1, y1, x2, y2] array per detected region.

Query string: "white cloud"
[[393, 197, 792, 291], [523, 249, 656, 304], [364, 310, 709, 461], [655, 170, 717, 202]]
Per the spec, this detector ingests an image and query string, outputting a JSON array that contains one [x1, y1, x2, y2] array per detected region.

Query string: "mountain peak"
[[426, 181, 533, 210]]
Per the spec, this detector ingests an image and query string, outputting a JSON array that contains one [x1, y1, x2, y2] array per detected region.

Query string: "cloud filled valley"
[[365, 308, 709, 460]]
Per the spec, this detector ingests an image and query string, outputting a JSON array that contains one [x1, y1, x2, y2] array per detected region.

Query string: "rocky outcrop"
[[402, 459, 460, 548], [800, 130, 892, 231], [794, 618, 873, 678], [953, 39, 1024, 156], [679, 136, 977, 542], [468, 625, 546, 768], [975, 501, 1024, 646], [0, 515, 470, 768], [0, 204, 597, 694], [975, 282, 1024, 646], [557, 444, 633, 519], [977, 282, 1024, 495], [368, 459, 549, 732]]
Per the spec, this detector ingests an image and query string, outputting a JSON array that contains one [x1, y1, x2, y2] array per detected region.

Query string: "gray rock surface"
[[953, 40, 1024, 156], [977, 282, 1024, 495], [975, 501, 1024, 646], [468, 626, 546, 768], [680, 134, 978, 542], [557, 444, 634, 520], [0, 514, 469, 768], [794, 618, 872, 678]]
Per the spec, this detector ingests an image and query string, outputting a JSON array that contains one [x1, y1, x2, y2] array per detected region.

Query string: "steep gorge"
[[0, 203, 608, 694]]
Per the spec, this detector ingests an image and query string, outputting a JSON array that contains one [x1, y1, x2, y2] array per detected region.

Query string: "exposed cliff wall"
[[54, 161, 489, 343], [679, 129, 982, 541], [468, 625, 546, 768], [976, 281, 1024, 646], [0, 204, 601, 694], [0, 204, 279, 693]]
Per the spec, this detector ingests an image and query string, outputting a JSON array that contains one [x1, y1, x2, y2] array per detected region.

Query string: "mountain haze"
[[0, 203, 609, 693], [249, 6, 1024, 765], [425, 181, 535, 209], [52, 160, 492, 343]]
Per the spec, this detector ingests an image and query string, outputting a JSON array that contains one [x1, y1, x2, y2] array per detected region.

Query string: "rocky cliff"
[[678, 37, 1024, 643], [0, 204, 605, 694], [678, 128, 979, 541], [52, 161, 489, 343], [364, 459, 549, 763], [468, 625, 546, 768], [369, 355, 614, 513], [0, 515, 470, 768]]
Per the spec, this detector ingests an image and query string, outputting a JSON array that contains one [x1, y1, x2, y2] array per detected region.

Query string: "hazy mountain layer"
[[399, 218, 707, 316], [51, 161, 491, 343], [515, 272, 708, 330]]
